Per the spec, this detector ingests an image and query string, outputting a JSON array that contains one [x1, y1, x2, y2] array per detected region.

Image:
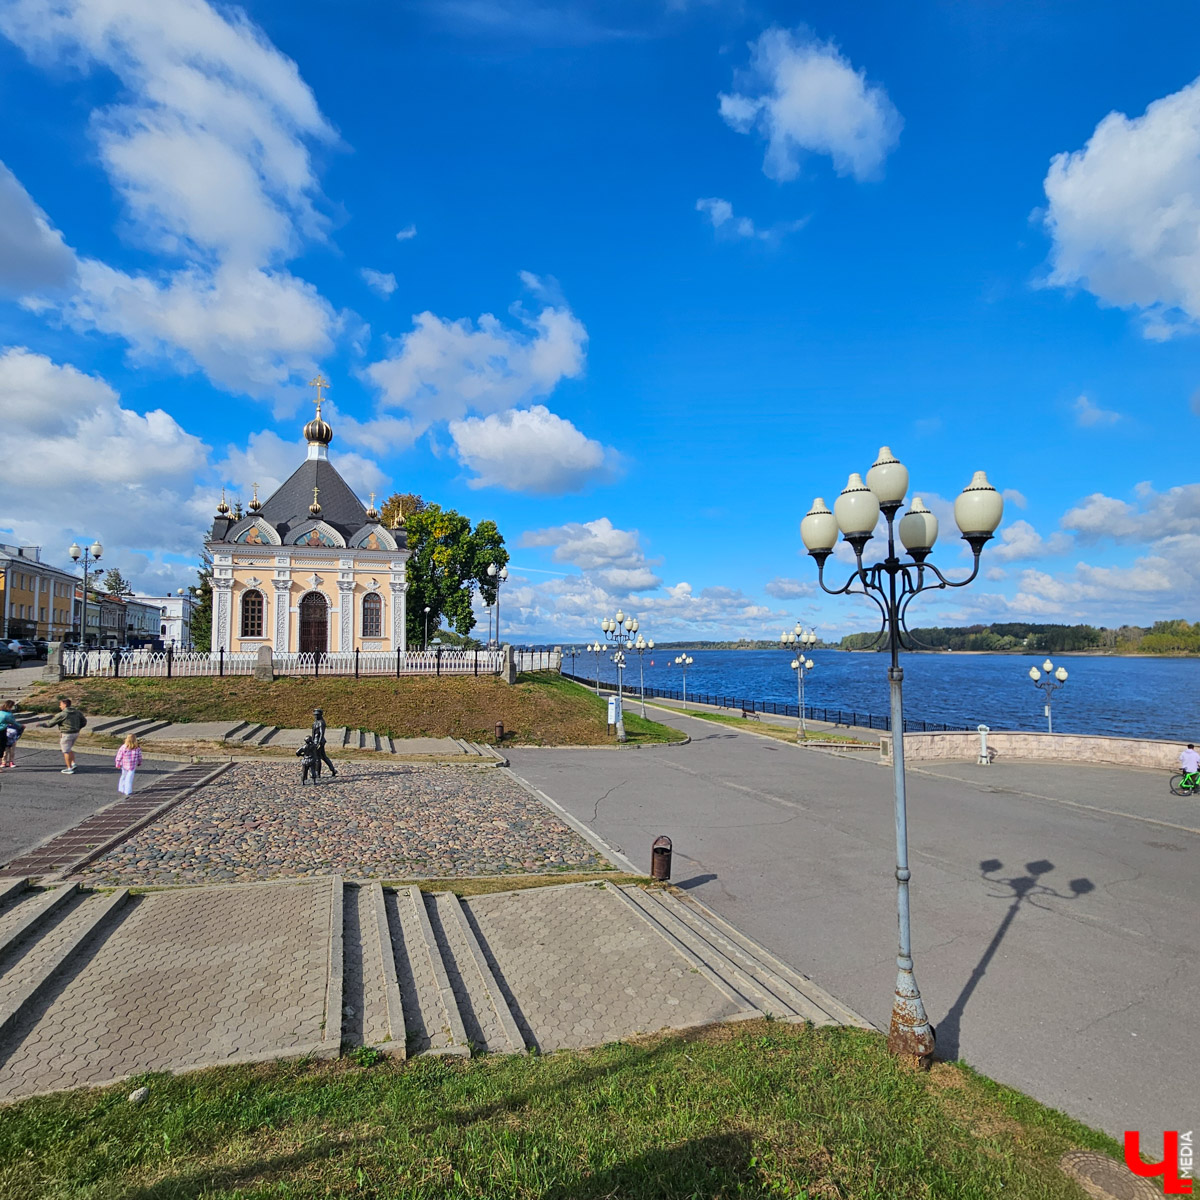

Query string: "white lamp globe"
[[898, 498, 939, 555], [1055, 667, 1068, 682], [865, 446, 909, 506], [800, 498, 839, 553], [1029, 666, 1041, 681], [648, 639, 654, 649], [487, 563, 497, 577], [834, 474, 881, 537], [499, 566, 508, 580], [1043, 659, 1053, 673], [791, 659, 800, 670], [68, 542, 81, 560], [615, 609, 625, 624], [90, 541, 103, 559], [954, 471, 1004, 535], [805, 658, 814, 670]]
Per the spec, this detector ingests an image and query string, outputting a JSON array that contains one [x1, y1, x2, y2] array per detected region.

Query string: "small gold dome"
[[309, 485, 322, 517], [216, 487, 231, 517], [248, 482, 262, 513], [365, 491, 380, 522]]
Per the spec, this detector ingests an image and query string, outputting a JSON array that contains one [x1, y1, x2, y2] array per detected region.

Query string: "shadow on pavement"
[[936, 858, 1095, 1061], [674, 873, 719, 890]]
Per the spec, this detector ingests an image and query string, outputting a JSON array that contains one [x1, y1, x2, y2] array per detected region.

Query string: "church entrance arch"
[[299, 591, 328, 655]]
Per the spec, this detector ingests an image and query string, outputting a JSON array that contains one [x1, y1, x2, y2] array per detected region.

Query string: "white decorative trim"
[[213, 578, 233, 651], [337, 579, 354, 651], [246, 576, 262, 588], [273, 579, 291, 652], [308, 573, 323, 589], [363, 642, 383, 651]]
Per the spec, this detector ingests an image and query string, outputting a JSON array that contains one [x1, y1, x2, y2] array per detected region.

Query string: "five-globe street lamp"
[[600, 609, 647, 743], [68, 539, 103, 648], [631, 633, 655, 718], [781, 625, 818, 738], [486, 563, 509, 647], [1029, 659, 1068, 733], [674, 654, 694, 709], [800, 446, 1003, 1068], [587, 642, 605, 693]]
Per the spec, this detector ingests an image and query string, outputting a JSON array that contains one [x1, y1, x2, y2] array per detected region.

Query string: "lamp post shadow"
[[935, 858, 1095, 1062]]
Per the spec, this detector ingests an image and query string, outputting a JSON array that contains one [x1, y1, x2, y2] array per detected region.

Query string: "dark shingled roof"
[[247, 459, 368, 542]]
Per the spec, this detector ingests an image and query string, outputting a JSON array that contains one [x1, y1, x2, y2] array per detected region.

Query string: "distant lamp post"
[[1029, 659, 1068, 733], [68, 539, 103, 647], [600, 609, 647, 743], [587, 642, 604, 693], [801, 446, 1003, 1068], [780, 624, 818, 738], [486, 563, 509, 646], [674, 654, 694, 709], [423, 606, 431, 651], [632, 634, 655, 718]]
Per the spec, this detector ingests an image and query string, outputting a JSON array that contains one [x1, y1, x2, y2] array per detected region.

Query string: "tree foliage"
[[389, 496, 508, 646], [102, 568, 134, 596], [190, 548, 213, 653], [838, 620, 1199, 655], [380, 492, 426, 529]]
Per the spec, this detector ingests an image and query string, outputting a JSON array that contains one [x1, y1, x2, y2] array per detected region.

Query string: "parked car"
[[0, 643, 21, 670], [10, 639, 39, 660], [33, 639, 48, 658]]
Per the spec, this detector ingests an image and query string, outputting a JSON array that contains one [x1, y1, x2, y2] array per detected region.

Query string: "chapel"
[[207, 377, 410, 655]]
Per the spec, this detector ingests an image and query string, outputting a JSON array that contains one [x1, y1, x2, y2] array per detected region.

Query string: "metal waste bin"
[[650, 835, 672, 881]]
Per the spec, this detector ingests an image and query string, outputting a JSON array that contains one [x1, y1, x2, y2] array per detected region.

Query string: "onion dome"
[[390, 507, 406, 531], [248, 482, 262, 513], [309, 486, 322, 517], [365, 490, 380, 522], [304, 372, 333, 447], [216, 488, 231, 517]]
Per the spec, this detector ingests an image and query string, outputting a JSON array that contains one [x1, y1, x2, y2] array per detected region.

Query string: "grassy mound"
[[0, 1020, 1119, 1199], [22, 673, 685, 748]]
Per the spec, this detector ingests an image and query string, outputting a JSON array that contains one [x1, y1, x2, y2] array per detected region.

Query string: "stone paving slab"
[[0, 878, 334, 1100], [77, 761, 608, 886], [463, 882, 751, 1052], [140, 721, 245, 742]]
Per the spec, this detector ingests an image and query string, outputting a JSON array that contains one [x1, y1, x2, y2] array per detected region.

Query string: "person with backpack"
[[44, 696, 87, 774], [114, 732, 142, 795], [0, 700, 22, 769]]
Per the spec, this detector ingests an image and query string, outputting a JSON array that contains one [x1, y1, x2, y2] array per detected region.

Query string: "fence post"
[[219, 646, 224, 677], [314, 653, 319, 679], [355, 648, 360, 679], [166, 645, 173, 679], [474, 649, 479, 676], [396, 647, 401, 678], [112, 649, 121, 679]]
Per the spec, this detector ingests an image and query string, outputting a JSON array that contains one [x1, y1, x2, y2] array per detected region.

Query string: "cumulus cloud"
[[395, 225, 417, 241], [1043, 76, 1200, 338], [695, 196, 807, 242], [0, 161, 76, 296], [764, 576, 813, 598], [361, 268, 397, 298], [719, 26, 901, 182], [986, 519, 1072, 564], [1061, 482, 1200, 543], [0, 0, 341, 397], [449, 406, 617, 493], [1073, 394, 1120, 427]]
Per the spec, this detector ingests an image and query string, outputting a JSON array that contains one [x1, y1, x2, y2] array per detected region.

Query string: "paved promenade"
[[507, 709, 1199, 1158]]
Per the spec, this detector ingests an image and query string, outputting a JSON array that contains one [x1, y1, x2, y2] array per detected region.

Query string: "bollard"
[[650, 835, 672, 881], [977, 724, 991, 766], [495, 721, 504, 744]]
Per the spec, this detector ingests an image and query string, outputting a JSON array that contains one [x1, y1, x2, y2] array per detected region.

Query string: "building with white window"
[[206, 382, 410, 655], [0, 545, 81, 641], [137, 593, 198, 648]]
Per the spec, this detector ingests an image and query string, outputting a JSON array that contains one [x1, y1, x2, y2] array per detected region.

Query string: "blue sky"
[[1, 0, 1198, 640]]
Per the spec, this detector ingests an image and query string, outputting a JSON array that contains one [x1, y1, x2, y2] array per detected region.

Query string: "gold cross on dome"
[[369, 491, 376, 507], [308, 373, 330, 414], [312, 486, 320, 506]]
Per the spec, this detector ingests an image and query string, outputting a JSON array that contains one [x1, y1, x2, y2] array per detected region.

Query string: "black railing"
[[560, 673, 976, 734]]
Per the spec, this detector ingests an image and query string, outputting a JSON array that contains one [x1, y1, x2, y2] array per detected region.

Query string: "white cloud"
[[449, 405, 617, 493], [0, 161, 76, 296], [1043, 76, 1200, 338], [719, 27, 902, 182], [764, 576, 813, 598], [695, 196, 806, 242], [1073, 394, 1120, 427], [1002, 488, 1028, 510], [395, 225, 417, 241], [986, 519, 1072, 564], [1061, 482, 1200, 543], [360, 268, 398, 298], [0, 0, 342, 397]]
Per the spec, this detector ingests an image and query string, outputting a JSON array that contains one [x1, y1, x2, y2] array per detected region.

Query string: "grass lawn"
[[21, 674, 685, 748], [661, 706, 873, 746], [0, 1021, 1117, 1200]]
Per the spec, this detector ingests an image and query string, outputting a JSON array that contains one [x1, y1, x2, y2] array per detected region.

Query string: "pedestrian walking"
[[44, 696, 87, 774], [311, 708, 338, 777], [115, 733, 142, 795], [0, 700, 22, 769]]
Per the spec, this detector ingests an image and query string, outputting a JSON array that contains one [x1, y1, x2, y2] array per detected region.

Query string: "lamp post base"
[[886, 968, 936, 1069]]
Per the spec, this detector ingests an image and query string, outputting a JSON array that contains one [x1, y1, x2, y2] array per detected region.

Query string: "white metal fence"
[[62, 647, 508, 678], [515, 650, 561, 672]]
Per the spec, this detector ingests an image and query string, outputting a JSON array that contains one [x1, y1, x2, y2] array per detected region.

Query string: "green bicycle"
[[1169, 770, 1200, 796]]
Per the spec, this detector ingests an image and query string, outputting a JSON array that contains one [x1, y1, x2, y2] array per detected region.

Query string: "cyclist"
[[1181, 743, 1200, 776]]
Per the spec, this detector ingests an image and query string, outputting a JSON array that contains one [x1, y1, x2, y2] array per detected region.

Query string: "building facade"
[[207, 388, 411, 656], [0, 545, 80, 641], [138, 594, 198, 648]]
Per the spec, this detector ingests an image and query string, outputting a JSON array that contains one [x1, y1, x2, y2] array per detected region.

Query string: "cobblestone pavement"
[[77, 762, 607, 886], [0, 879, 332, 1099]]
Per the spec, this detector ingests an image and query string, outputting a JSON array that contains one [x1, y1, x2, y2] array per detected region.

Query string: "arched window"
[[240, 589, 265, 638], [362, 592, 383, 638]]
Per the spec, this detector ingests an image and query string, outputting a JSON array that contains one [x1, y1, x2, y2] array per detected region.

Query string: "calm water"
[[561, 648, 1200, 741]]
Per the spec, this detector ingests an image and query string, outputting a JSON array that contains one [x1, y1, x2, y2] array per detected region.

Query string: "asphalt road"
[[508, 709, 1199, 1157], [0, 746, 181, 866]]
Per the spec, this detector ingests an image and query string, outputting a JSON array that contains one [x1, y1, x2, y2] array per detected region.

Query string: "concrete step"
[[236, 723, 266, 743], [424, 892, 525, 1055], [0, 878, 29, 912], [335, 727, 352, 749], [0, 884, 80, 957], [89, 714, 138, 734], [381, 886, 468, 1057], [648, 887, 872, 1030], [255, 727, 281, 746], [341, 883, 405, 1056], [0, 888, 130, 1045]]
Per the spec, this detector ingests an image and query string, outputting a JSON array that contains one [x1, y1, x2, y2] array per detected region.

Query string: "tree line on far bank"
[[838, 619, 1200, 655]]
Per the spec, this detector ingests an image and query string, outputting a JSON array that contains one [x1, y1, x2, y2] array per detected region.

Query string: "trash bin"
[[650, 835, 672, 881]]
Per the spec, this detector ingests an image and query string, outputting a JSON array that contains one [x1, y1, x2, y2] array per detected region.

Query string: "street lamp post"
[[600, 609, 648, 743], [674, 654, 693, 709], [423, 606, 431, 651], [1029, 659, 1068, 733], [68, 539, 103, 649], [486, 563, 509, 647], [780, 625, 817, 739], [633, 635, 654, 718], [588, 642, 604, 693], [800, 446, 1003, 1068]]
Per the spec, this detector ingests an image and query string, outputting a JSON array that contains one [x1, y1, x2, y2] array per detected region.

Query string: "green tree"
[[380, 492, 427, 529], [190, 548, 213, 653], [404, 504, 508, 646], [102, 568, 134, 596]]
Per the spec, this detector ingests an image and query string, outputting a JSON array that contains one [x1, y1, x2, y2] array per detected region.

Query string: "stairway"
[[0, 877, 869, 1100]]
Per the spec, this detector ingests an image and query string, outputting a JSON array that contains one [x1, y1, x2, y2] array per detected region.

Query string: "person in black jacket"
[[296, 736, 321, 785], [311, 708, 338, 777]]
